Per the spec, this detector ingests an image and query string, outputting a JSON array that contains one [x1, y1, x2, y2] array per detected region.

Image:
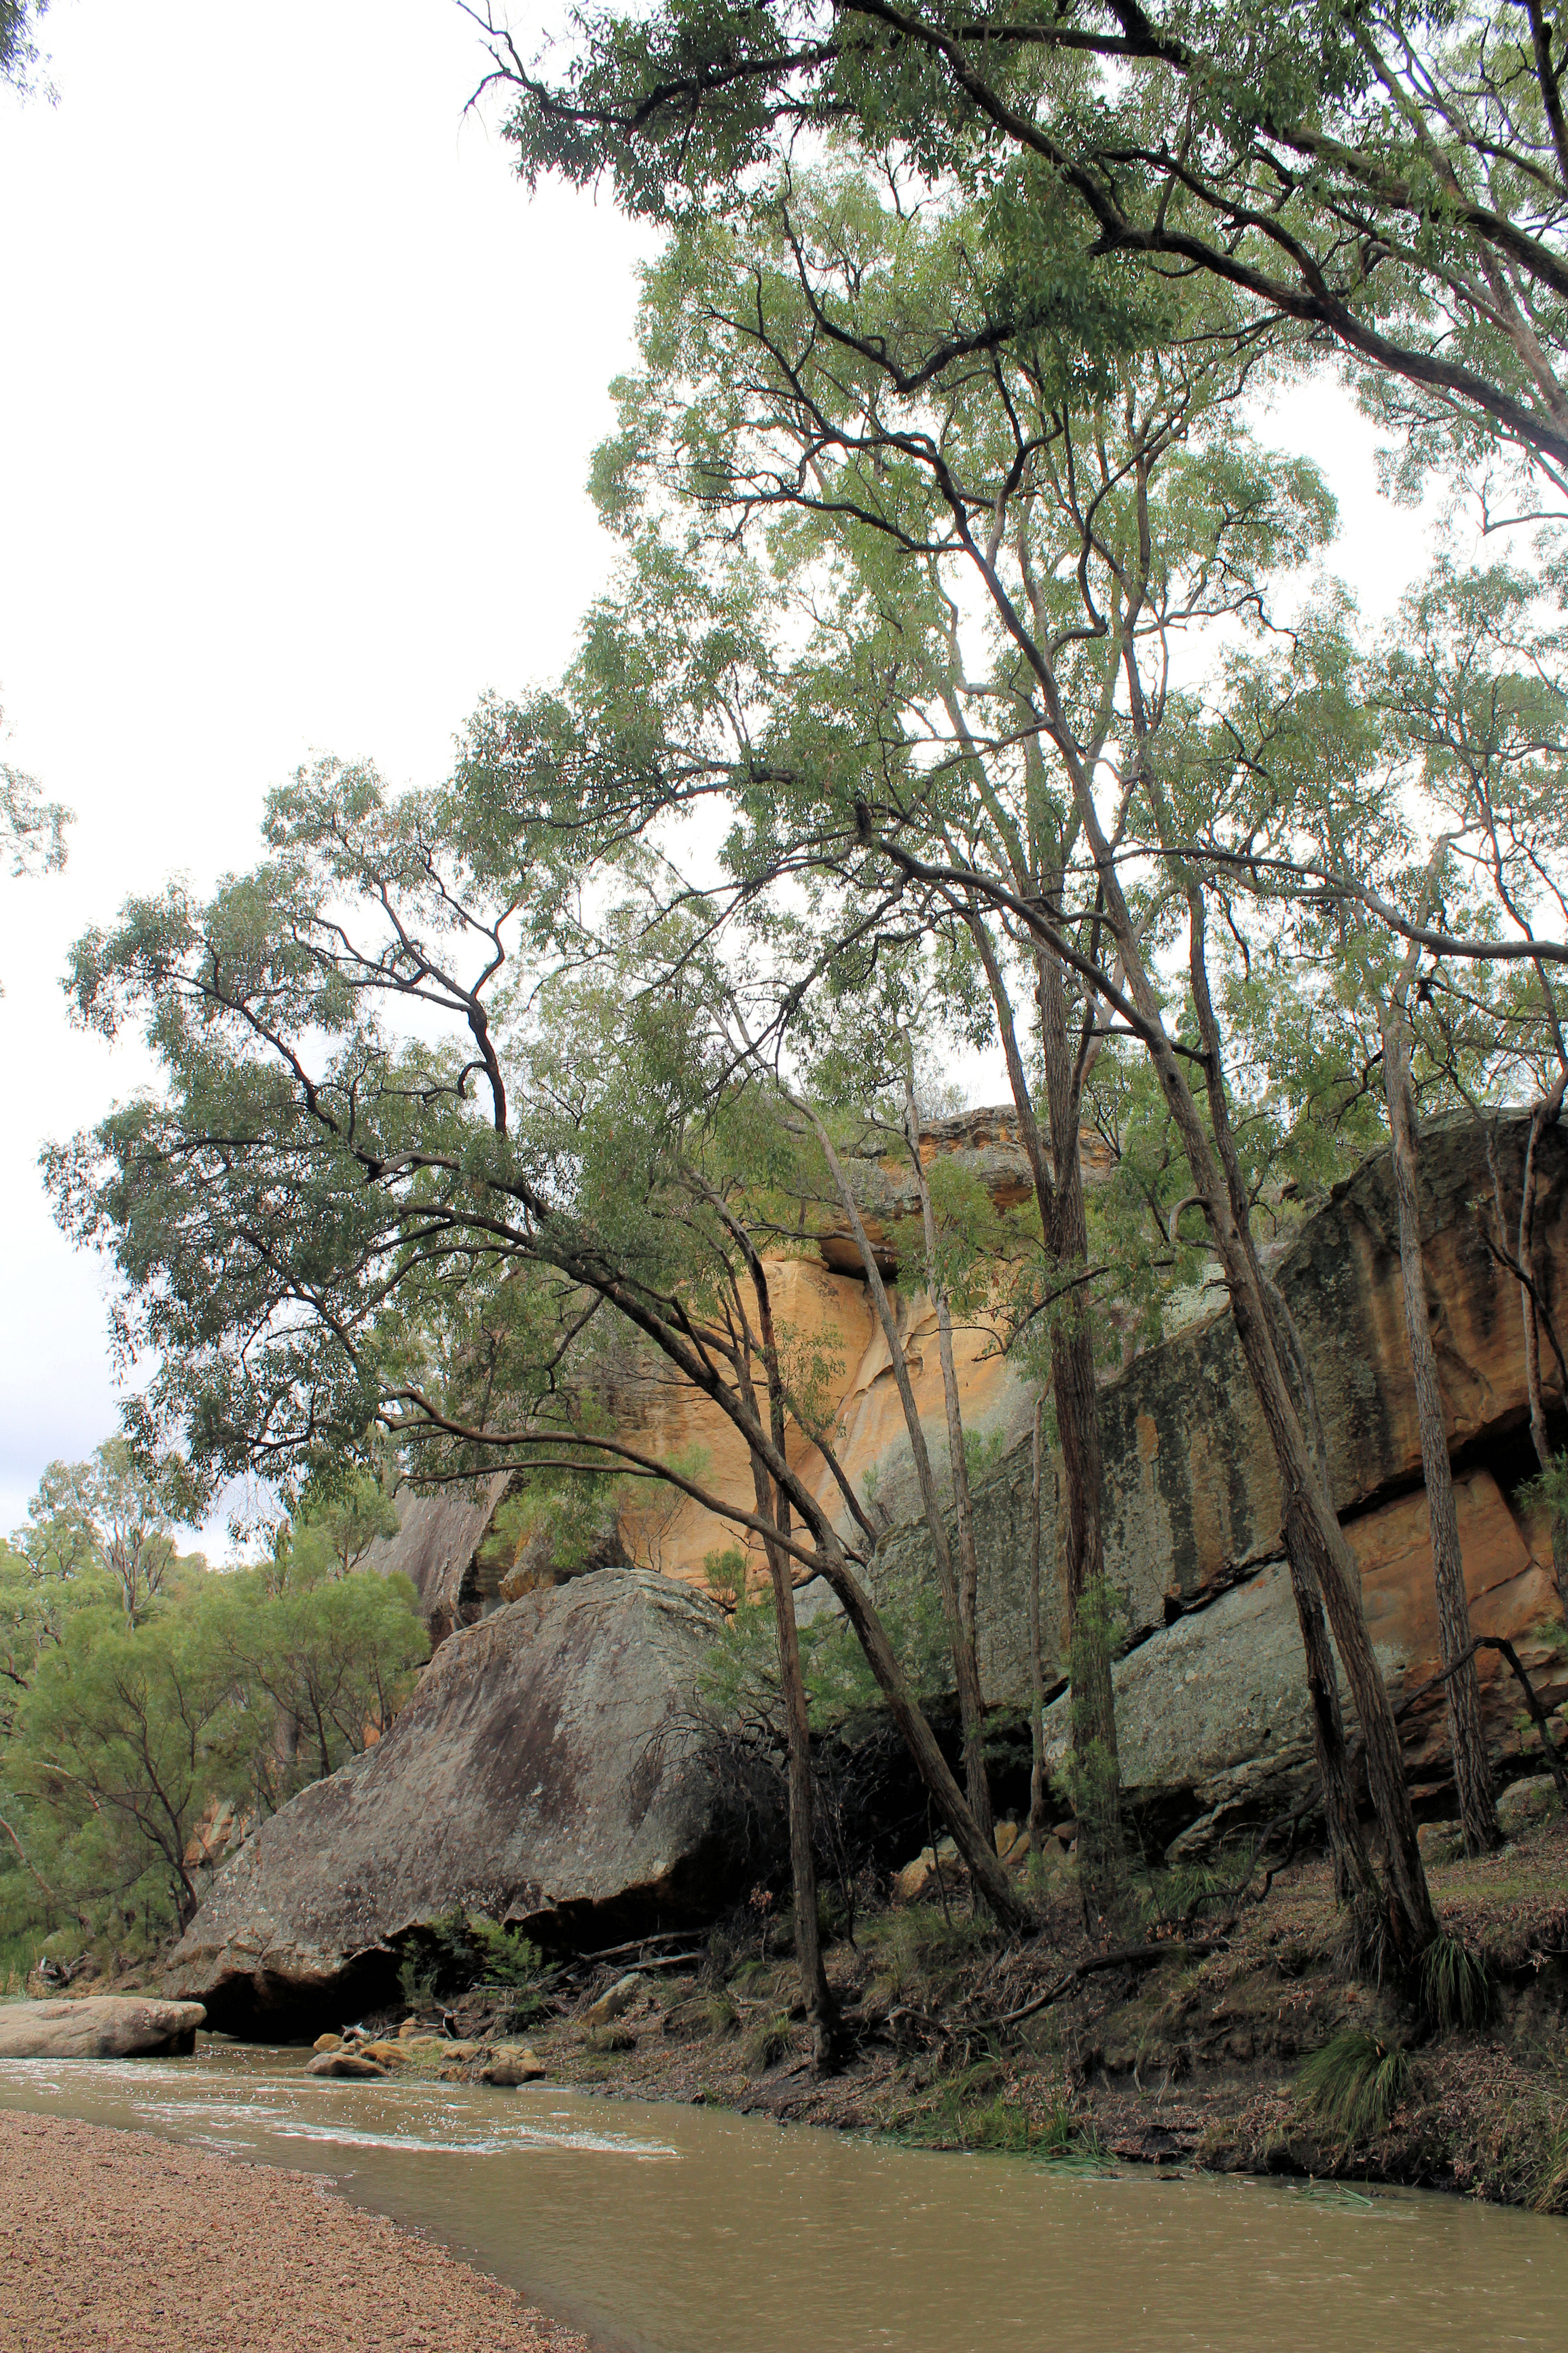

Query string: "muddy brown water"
[[1, 2043, 1565, 2352]]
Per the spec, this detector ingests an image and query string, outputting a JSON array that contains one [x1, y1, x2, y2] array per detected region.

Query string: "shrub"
[[1296, 2030, 1412, 2142]]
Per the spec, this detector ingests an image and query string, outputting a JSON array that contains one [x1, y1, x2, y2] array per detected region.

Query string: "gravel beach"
[[0, 2110, 592, 2353]]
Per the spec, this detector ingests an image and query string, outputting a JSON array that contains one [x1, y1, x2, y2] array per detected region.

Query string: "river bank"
[[415, 1809, 1568, 2211], [0, 2110, 589, 2353]]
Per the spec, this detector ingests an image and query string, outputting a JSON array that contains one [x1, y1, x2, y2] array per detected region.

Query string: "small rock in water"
[[306, 2050, 388, 2079], [480, 2043, 546, 2086], [312, 2031, 343, 2053]]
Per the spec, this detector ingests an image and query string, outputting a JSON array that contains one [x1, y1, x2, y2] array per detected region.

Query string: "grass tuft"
[[1533, 2118, 1568, 2216], [1418, 1933, 1494, 2032], [702, 1990, 739, 2037], [741, 2010, 792, 2072], [1296, 2029, 1412, 2143]]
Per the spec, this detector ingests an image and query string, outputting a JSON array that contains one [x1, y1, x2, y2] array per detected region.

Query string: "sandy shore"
[[0, 2110, 591, 2353]]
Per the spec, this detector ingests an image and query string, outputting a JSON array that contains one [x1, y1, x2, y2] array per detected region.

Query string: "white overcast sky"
[[0, 0, 1442, 1548]]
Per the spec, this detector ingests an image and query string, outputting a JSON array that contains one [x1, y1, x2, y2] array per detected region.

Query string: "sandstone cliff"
[[368, 1109, 1567, 1844]]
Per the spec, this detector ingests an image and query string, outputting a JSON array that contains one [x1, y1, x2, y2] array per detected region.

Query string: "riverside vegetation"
[[6, 0, 1568, 2239]]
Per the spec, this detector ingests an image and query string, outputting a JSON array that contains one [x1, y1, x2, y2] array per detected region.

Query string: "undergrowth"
[[395, 1909, 547, 2012], [902, 2061, 1110, 2167], [1296, 2030, 1413, 2143], [862, 1904, 996, 2011], [1418, 1934, 1493, 2032]]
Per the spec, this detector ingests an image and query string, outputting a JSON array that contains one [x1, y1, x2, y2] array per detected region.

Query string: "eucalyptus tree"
[[578, 165, 1456, 1955], [484, 0, 1568, 497], [50, 785, 1032, 2054]]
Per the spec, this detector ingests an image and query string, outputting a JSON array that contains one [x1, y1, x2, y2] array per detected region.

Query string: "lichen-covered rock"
[[166, 1570, 742, 2034], [0, 1996, 204, 2059], [1497, 1774, 1563, 1835]]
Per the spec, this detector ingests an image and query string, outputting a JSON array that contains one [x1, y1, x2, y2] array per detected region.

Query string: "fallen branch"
[[577, 1929, 698, 1964], [995, 1937, 1226, 2031]]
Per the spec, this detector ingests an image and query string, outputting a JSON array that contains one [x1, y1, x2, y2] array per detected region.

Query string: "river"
[[1, 2043, 1564, 2352]]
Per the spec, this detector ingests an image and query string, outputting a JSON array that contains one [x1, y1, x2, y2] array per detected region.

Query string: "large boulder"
[[0, 1996, 204, 2058], [166, 1569, 744, 2034]]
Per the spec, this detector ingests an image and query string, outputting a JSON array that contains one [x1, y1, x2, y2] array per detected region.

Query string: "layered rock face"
[[351, 1110, 1564, 1871], [166, 1570, 742, 2032], [365, 1109, 1063, 1621], [873, 1112, 1567, 1839]]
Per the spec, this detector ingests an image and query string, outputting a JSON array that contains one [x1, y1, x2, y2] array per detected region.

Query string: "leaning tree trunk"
[[1057, 832, 1435, 1959], [1382, 1009, 1500, 1854], [1262, 1282, 1381, 1907]]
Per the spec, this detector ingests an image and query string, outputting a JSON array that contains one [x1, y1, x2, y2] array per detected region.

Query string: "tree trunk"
[[889, 488, 1436, 1960], [1262, 1281, 1380, 1905], [1000, 825, 1436, 1958], [1027, 1397, 1051, 1848], [1382, 1008, 1501, 1854], [902, 1068, 994, 1842], [962, 905, 1126, 1916], [749, 1452, 837, 2068], [799, 1100, 996, 1854], [805, 1527, 1029, 1930], [1510, 1082, 1568, 1623]]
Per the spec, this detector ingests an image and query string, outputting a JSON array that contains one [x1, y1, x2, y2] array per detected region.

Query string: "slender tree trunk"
[[1262, 1280, 1379, 1905], [1510, 1082, 1568, 1622], [804, 1525, 1029, 1930], [894, 479, 1434, 1958], [1178, 896, 1433, 1960], [901, 1065, 994, 1843], [964, 906, 1126, 1916], [1035, 930, 1125, 1919], [797, 1098, 996, 1855], [748, 1451, 837, 2067], [1010, 838, 1436, 1956], [1382, 1007, 1500, 1854], [1027, 1397, 1051, 1848]]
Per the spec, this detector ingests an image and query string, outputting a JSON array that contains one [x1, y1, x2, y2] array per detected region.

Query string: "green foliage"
[[395, 1908, 547, 2009], [1520, 1451, 1568, 1534], [208, 1563, 427, 1809], [274, 1472, 400, 1586], [697, 1574, 949, 1733], [0, 1445, 427, 1963], [1296, 2030, 1414, 2144], [1534, 2117, 1568, 2216], [1417, 1935, 1495, 2033]]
